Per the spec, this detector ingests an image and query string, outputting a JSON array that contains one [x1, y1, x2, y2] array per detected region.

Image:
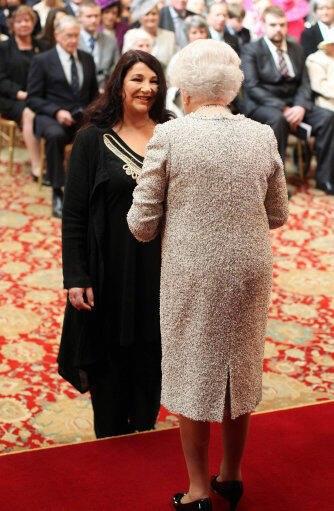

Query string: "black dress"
[[0, 37, 42, 122], [59, 127, 162, 438]]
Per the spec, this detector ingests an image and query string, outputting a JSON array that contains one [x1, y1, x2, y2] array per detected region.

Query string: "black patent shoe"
[[210, 476, 243, 511], [172, 493, 212, 510]]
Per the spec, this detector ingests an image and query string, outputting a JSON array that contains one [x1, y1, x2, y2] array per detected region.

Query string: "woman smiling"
[[58, 51, 174, 438]]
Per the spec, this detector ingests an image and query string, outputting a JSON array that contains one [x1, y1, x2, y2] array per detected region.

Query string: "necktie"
[[277, 48, 289, 78], [89, 35, 95, 52], [70, 54, 80, 96]]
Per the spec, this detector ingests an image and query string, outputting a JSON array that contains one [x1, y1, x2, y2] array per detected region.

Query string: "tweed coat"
[[127, 110, 289, 420]]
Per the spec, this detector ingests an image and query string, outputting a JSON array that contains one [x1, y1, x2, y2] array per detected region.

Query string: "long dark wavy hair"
[[84, 50, 174, 128]]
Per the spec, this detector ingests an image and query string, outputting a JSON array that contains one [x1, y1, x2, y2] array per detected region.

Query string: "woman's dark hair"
[[84, 50, 174, 128], [37, 8, 67, 48]]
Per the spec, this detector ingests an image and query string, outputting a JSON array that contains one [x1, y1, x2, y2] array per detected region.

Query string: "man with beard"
[[241, 5, 334, 195]]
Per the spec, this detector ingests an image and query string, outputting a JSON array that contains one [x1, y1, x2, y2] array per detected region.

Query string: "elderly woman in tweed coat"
[[127, 40, 289, 511]]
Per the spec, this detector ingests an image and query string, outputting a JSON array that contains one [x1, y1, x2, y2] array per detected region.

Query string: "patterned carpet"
[[0, 147, 333, 454]]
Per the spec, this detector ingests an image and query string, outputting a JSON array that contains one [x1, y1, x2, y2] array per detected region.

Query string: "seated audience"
[[207, 2, 240, 54], [37, 7, 66, 49], [306, 38, 334, 112], [241, 5, 334, 195], [226, 3, 250, 46], [33, 0, 64, 28], [78, 0, 119, 91], [301, 0, 334, 58], [122, 26, 153, 52], [0, 5, 43, 179], [159, 0, 194, 48], [98, 0, 128, 51], [27, 15, 98, 217], [124, 0, 177, 70]]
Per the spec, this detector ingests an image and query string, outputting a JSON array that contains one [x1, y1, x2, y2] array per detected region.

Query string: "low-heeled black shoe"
[[172, 493, 212, 510], [52, 189, 63, 219], [316, 181, 334, 195], [210, 476, 243, 511]]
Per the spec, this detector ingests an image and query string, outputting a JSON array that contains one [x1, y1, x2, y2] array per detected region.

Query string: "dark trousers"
[[89, 342, 161, 438], [34, 114, 77, 189], [250, 105, 334, 186]]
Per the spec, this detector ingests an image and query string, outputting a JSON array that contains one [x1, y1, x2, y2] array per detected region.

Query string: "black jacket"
[[0, 37, 43, 100], [27, 47, 98, 117], [241, 38, 313, 116], [58, 125, 113, 392], [300, 23, 323, 58]]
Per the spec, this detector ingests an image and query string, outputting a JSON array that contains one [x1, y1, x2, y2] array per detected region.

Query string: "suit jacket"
[[300, 23, 323, 58], [241, 38, 313, 116], [27, 47, 98, 117], [78, 32, 119, 88], [159, 6, 194, 32], [227, 26, 251, 47], [208, 27, 240, 55]]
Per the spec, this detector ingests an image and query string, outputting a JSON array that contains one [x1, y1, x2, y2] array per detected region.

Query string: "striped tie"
[[277, 48, 289, 78]]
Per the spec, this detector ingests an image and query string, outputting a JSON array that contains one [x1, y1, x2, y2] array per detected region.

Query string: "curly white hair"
[[169, 39, 244, 105]]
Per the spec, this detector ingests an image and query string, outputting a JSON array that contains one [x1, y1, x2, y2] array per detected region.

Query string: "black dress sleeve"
[[0, 41, 21, 99], [62, 127, 98, 289]]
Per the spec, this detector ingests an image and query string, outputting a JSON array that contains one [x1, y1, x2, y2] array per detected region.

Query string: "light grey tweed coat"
[[127, 111, 289, 421]]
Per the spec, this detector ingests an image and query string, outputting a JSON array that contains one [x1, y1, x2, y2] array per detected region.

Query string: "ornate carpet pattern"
[[0, 149, 333, 453]]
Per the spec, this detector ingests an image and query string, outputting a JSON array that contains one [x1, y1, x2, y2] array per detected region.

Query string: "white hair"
[[54, 15, 81, 33], [122, 29, 154, 53], [169, 39, 243, 105]]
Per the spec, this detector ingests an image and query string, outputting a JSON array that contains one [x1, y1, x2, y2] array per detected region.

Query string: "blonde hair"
[[169, 39, 243, 105]]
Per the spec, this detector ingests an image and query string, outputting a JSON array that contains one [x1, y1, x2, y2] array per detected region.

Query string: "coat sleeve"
[[127, 124, 169, 242], [62, 129, 94, 289], [27, 55, 60, 117], [0, 43, 21, 99], [264, 127, 289, 230]]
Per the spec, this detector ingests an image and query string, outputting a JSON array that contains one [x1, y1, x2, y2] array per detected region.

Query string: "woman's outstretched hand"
[[68, 287, 94, 311]]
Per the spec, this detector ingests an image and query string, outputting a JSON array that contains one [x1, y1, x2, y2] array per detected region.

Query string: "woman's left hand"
[[68, 287, 94, 311]]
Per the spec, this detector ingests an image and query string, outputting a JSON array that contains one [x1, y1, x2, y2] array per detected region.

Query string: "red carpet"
[[0, 402, 333, 511]]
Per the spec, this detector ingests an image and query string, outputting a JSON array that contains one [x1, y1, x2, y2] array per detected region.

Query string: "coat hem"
[[161, 396, 262, 422]]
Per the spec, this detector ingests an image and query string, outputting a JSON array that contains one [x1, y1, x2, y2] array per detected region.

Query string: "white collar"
[[56, 43, 78, 61]]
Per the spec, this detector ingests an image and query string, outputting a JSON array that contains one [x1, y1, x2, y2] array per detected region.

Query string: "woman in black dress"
[[0, 5, 43, 178], [58, 50, 174, 438]]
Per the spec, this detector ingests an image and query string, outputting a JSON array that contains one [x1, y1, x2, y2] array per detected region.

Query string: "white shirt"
[[56, 44, 84, 88], [81, 29, 100, 65], [209, 27, 225, 41], [263, 37, 295, 78], [318, 20, 334, 41], [33, 1, 50, 28]]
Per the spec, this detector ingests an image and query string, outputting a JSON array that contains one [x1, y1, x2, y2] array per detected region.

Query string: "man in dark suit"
[[301, 0, 334, 58], [27, 15, 98, 217], [207, 2, 240, 55], [159, 0, 194, 48], [241, 5, 334, 195]]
